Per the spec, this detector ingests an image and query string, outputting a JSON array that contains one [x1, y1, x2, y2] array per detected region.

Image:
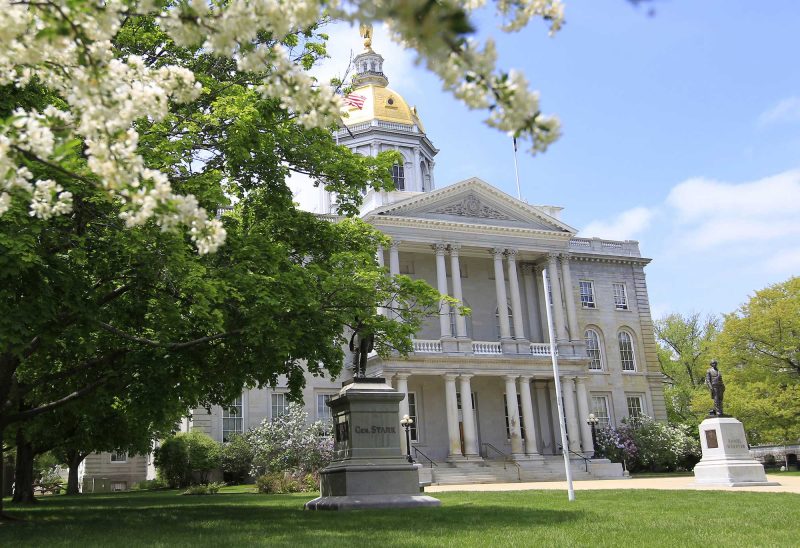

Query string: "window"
[[391, 164, 405, 190], [316, 393, 335, 421], [271, 393, 289, 418], [503, 394, 525, 440], [590, 395, 611, 426], [618, 330, 636, 371], [627, 395, 644, 418], [584, 329, 603, 370], [222, 395, 244, 442], [579, 281, 596, 308], [111, 481, 127, 492], [110, 451, 127, 463], [495, 304, 515, 339], [613, 283, 628, 310], [407, 392, 418, 442]]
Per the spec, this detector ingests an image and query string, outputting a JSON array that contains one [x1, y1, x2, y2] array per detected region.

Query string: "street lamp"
[[400, 414, 414, 464], [587, 413, 600, 459]]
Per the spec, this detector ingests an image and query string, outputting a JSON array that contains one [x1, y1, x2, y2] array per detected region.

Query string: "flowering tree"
[[247, 403, 333, 476], [0, 0, 564, 250]]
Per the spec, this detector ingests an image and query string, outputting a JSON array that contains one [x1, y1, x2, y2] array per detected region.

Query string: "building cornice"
[[367, 215, 575, 240]]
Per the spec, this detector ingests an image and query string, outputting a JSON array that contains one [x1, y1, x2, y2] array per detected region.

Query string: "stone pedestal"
[[305, 379, 440, 510], [693, 416, 779, 487]]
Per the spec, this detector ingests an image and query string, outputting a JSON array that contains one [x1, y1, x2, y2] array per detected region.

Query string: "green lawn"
[[1, 486, 798, 547]]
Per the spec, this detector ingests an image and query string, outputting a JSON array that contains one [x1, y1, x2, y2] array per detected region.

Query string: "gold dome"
[[343, 84, 426, 133]]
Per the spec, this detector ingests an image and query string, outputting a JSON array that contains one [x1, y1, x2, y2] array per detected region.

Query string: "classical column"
[[518, 376, 539, 456], [384, 372, 394, 387], [560, 376, 582, 453], [560, 253, 580, 341], [396, 373, 411, 456], [389, 240, 401, 320], [575, 377, 595, 456], [376, 245, 386, 317], [492, 248, 511, 339], [546, 253, 569, 342], [413, 147, 423, 192], [458, 375, 479, 457], [443, 374, 462, 459], [535, 265, 549, 342], [449, 245, 468, 338], [506, 250, 526, 340], [434, 243, 452, 338], [522, 264, 543, 342], [504, 375, 524, 457], [535, 381, 553, 454]]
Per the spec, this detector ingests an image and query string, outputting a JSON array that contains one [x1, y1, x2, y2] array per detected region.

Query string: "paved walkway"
[[425, 474, 800, 494]]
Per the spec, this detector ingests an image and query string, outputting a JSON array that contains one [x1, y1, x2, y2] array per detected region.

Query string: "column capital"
[[505, 248, 519, 260], [574, 376, 587, 386], [449, 243, 462, 255], [559, 251, 573, 261], [458, 373, 474, 381], [395, 372, 411, 381], [503, 374, 519, 383], [518, 375, 533, 383], [547, 251, 560, 261], [520, 262, 535, 274], [390, 239, 402, 250], [443, 373, 459, 381], [491, 247, 506, 258], [433, 242, 447, 255]]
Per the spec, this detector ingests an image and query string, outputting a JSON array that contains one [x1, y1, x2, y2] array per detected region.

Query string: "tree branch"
[[93, 321, 242, 350]]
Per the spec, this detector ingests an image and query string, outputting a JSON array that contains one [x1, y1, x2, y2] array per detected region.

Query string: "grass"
[[1, 486, 798, 547]]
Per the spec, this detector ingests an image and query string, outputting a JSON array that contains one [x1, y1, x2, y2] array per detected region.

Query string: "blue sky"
[[310, 1, 800, 318]]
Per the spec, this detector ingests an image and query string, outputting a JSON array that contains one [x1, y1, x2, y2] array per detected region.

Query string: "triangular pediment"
[[366, 177, 576, 233]]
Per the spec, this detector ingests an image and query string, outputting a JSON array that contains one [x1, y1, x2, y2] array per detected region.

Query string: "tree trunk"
[[66, 450, 86, 495], [12, 430, 36, 504]]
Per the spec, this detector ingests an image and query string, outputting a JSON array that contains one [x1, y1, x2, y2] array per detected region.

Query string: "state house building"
[[81, 39, 666, 489]]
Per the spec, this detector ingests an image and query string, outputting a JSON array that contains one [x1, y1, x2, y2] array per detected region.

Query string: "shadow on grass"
[[0, 491, 582, 546]]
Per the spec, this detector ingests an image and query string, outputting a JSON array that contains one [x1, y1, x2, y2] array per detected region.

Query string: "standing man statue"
[[705, 360, 725, 416], [349, 324, 374, 379]]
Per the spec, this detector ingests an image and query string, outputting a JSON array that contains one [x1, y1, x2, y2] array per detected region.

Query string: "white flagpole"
[[512, 137, 522, 200], [542, 267, 575, 501]]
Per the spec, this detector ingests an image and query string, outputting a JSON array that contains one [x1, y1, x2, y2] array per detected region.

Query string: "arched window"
[[391, 164, 405, 190], [449, 301, 473, 339], [495, 304, 514, 340], [585, 329, 603, 371], [618, 330, 636, 371]]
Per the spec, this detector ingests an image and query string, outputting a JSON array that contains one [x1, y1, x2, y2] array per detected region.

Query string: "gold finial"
[[359, 24, 373, 51]]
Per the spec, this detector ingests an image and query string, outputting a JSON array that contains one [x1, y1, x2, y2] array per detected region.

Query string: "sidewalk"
[[425, 474, 800, 494]]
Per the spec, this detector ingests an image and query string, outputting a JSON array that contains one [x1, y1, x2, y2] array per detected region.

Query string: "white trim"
[[613, 282, 629, 310], [618, 329, 637, 372], [625, 393, 646, 418], [579, 280, 596, 309], [584, 327, 604, 371]]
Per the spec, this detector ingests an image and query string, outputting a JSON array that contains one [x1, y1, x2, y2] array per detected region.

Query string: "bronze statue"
[[705, 360, 725, 416], [349, 325, 374, 379]]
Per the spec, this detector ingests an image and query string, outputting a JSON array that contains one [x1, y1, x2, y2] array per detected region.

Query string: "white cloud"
[[310, 22, 419, 95], [580, 206, 654, 240], [665, 169, 800, 249], [758, 96, 800, 126]]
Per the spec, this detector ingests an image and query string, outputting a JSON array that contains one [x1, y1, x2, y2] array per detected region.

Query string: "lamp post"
[[400, 414, 414, 463], [587, 413, 600, 459]]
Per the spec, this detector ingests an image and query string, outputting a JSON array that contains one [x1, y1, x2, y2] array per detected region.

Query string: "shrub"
[[154, 432, 222, 487], [182, 482, 224, 495], [255, 471, 316, 494], [132, 478, 168, 491], [594, 416, 701, 473], [247, 403, 333, 476], [221, 434, 254, 484]]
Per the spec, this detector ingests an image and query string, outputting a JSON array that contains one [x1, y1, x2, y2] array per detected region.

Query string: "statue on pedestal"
[[705, 360, 725, 416]]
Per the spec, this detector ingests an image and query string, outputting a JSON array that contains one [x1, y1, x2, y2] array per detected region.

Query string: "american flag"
[[343, 93, 367, 109]]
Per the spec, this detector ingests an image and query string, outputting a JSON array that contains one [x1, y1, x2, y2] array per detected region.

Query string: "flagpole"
[[542, 267, 575, 502], [512, 137, 522, 200]]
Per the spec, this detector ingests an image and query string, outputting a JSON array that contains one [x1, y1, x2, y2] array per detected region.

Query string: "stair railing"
[[480, 442, 521, 481], [412, 447, 438, 468], [559, 446, 591, 473]]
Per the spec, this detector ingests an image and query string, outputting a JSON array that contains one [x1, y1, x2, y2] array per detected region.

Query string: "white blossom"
[[0, 0, 565, 251]]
